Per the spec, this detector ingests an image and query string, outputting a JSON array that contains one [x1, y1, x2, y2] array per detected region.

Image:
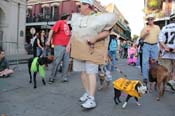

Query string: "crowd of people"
[[1, 0, 175, 110]]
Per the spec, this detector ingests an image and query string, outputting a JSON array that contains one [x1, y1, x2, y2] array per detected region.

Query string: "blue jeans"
[[50, 45, 69, 79], [107, 51, 116, 71], [36, 47, 47, 57], [136, 53, 140, 66], [142, 43, 158, 81]]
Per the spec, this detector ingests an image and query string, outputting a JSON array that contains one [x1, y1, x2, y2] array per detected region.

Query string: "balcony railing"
[[26, 14, 59, 23]]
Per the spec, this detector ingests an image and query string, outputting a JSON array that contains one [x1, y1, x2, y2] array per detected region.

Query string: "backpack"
[[109, 38, 117, 51]]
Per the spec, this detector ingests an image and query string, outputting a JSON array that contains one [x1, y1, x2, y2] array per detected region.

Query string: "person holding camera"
[[159, 13, 175, 84]]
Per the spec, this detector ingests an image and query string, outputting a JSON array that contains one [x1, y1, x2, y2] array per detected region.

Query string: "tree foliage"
[[132, 34, 139, 41]]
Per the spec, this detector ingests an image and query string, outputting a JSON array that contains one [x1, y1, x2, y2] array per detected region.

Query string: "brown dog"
[[149, 59, 170, 101], [98, 65, 111, 90]]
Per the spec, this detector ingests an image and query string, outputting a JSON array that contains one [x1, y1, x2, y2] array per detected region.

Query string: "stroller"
[[127, 47, 137, 66]]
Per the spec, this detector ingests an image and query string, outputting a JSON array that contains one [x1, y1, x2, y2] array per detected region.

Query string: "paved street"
[[0, 59, 175, 116]]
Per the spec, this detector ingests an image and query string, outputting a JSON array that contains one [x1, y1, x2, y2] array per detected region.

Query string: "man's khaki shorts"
[[73, 59, 98, 74]]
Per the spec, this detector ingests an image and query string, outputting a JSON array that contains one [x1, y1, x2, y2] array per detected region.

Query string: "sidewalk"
[[0, 59, 175, 116], [6, 54, 33, 65]]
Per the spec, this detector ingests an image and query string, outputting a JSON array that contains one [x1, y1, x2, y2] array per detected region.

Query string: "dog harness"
[[31, 57, 45, 78], [113, 77, 141, 98]]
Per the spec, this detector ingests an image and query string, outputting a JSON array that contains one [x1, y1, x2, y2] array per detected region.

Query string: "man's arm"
[[159, 41, 170, 52], [87, 30, 110, 44], [46, 30, 54, 46], [66, 40, 71, 53]]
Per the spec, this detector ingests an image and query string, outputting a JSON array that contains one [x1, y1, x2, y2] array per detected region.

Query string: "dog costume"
[[113, 77, 142, 99], [31, 57, 45, 78]]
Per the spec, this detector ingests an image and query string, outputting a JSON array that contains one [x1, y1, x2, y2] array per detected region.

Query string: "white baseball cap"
[[80, 0, 94, 6], [146, 13, 155, 19]]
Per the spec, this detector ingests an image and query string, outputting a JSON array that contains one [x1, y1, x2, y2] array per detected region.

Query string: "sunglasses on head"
[[82, 2, 89, 5], [147, 18, 154, 21]]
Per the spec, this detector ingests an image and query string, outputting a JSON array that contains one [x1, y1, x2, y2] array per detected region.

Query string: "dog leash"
[[115, 66, 128, 78]]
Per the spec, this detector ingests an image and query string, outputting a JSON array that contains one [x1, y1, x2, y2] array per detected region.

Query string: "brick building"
[[26, 0, 131, 45], [26, 0, 106, 43], [144, 0, 175, 29]]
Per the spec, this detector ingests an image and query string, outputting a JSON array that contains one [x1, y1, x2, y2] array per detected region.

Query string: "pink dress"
[[127, 47, 137, 65]]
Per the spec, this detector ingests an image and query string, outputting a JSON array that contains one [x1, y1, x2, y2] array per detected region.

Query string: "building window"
[[27, 8, 32, 16], [51, 6, 59, 21], [26, 8, 32, 22], [41, 7, 50, 21]]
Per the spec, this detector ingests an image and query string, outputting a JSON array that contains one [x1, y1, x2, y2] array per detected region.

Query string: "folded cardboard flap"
[[71, 35, 108, 64]]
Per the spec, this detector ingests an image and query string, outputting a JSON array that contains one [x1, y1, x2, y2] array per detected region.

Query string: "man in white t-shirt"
[[159, 13, 175, 90], [69, 0, 116, 109]]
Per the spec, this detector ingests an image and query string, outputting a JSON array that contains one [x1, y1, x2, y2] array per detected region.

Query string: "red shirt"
[[51, 20, 70, 46]]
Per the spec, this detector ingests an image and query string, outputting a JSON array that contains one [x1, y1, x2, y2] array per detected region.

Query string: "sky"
[[99, 0, 145, 36]]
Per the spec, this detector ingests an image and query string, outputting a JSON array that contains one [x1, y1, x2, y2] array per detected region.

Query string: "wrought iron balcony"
[[26, 14, 59, 23]]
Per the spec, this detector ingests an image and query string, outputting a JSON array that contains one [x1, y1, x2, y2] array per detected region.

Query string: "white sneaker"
[[79, 93, 88, 102], [81, 98, 96, 109], [135, 66, 141, 69]]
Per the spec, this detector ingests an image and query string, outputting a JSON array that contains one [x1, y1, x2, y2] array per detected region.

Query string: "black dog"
[[113, 78, 147, 109], [28, 56, 53, 88]]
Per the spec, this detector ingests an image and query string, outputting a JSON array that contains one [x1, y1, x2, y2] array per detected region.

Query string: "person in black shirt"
[[37, 30, 47, 57]]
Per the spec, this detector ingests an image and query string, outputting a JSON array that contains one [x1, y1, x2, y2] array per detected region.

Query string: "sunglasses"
[[147, 18, 154, 21], [81, 2, 89, 5]]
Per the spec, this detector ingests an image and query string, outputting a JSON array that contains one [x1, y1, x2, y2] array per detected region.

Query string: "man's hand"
[[46, 30, 53, 47], [173, 49, 175, 53], [66, 44, 70, 53], [144, 30, 150, 37], [46, 40, 50, 47], [165, 47, 170, 52], [86, 30, 110, 45], [164, 47, 175, 53], [87, 37, 96, 45], [169, 48, 175, 53]]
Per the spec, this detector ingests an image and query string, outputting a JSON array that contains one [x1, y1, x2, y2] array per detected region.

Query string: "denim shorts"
[[73, 59, 98, 74]]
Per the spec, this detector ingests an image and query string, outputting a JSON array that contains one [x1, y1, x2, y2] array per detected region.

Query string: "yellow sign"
[[148, 0, 158, 8]]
